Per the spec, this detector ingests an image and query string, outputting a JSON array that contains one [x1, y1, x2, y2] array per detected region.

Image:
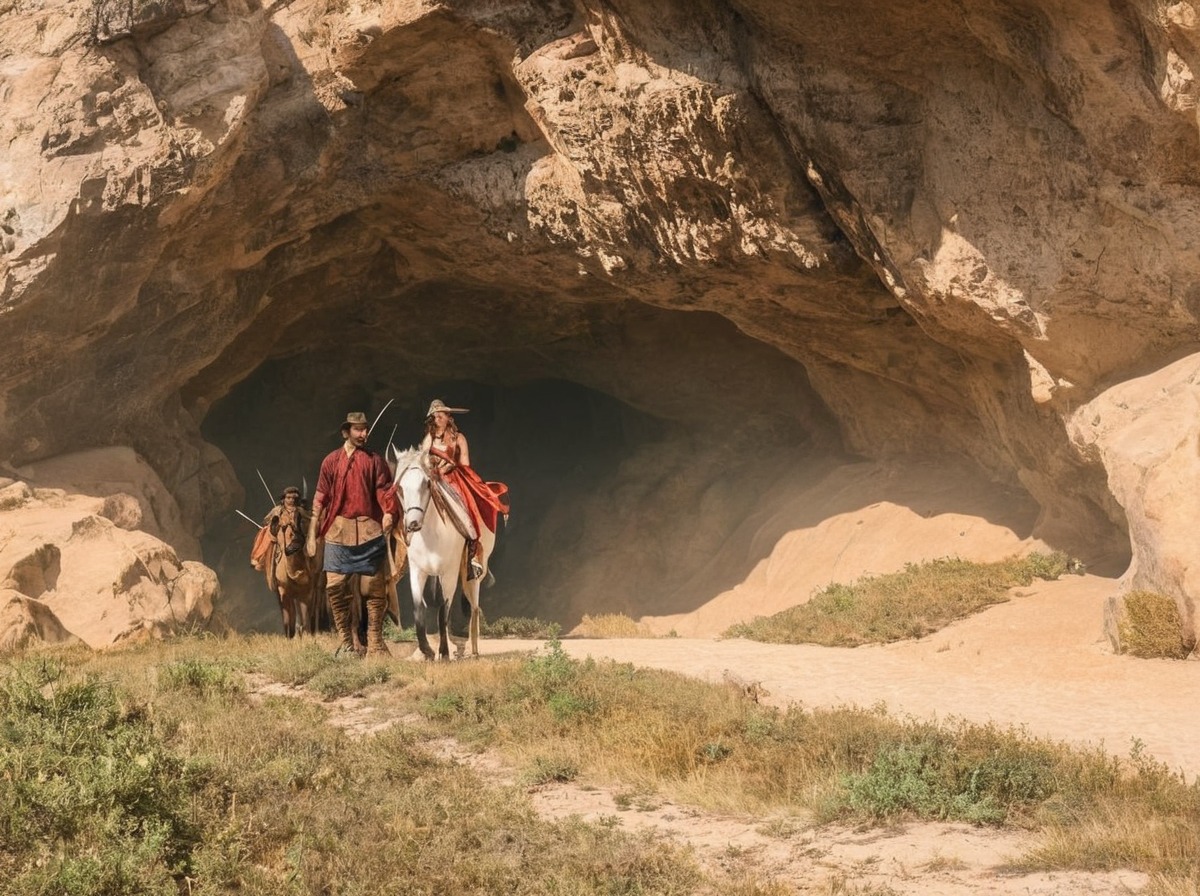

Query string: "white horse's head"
[[391, 446, 432, 535]]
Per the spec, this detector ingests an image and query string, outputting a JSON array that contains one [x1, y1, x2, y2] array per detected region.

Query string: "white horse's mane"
[[390, 445, 423, 475]]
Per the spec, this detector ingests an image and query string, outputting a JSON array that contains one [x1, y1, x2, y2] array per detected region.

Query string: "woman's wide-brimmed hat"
[[425, 399, 468, 418], [340, 411, 369, 432]]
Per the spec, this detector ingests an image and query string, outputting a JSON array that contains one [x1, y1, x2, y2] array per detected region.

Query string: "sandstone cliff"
[[0, 0, 1196, 644]]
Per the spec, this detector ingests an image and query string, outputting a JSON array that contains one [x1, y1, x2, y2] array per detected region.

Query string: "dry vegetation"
[[571, 613, 658, 638], [1117, 590, 1192, 660], [2, 622, 1198, 895], [723, 553, 1077, 646]]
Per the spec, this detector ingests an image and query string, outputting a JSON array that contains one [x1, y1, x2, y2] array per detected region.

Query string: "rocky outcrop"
[[0, 460, 226, 648], [1, 0, 1198, 637]]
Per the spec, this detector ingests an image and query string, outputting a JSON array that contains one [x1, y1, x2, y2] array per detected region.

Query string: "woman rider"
[[420, 399, 509, 579]]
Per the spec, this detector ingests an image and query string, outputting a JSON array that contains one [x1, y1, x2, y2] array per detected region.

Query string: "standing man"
[[306, 411, 399, 657]]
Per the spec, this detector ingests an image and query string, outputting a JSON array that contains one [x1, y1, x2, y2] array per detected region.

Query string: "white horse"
[[391, 447, 495, 660]]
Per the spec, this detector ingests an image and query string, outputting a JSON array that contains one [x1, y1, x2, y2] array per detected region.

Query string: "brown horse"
[[263, 503, 319, 638]]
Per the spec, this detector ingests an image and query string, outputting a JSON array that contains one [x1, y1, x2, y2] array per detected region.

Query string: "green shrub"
[[839, 723, 1073, 825], [0, 660, 201, 895], [524, 756, 581, 784]]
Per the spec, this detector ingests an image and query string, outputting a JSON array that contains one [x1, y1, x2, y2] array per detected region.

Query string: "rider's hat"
[[340, 411, 369, 433], [425, 399, 468, 418]]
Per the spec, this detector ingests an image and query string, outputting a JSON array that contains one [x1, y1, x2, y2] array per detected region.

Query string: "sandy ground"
[[477, 573, 1200, 779], [357, 571, 1198, 895]]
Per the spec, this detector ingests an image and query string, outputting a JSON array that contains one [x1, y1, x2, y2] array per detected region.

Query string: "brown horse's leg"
[[279, 588, 295, 639]]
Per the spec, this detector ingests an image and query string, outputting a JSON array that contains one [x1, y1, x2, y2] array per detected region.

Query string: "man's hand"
[[382, 512, 394, 533], [306, 504, 322, 558]]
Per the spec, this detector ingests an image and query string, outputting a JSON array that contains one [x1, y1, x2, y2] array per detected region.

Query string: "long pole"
[[368, 398, 395, 441], [255, 469, 275, 506], [235, 508, 261, 529]]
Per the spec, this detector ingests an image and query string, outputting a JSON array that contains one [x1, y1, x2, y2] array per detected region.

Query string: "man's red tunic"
[[314, 445, 398, 539]]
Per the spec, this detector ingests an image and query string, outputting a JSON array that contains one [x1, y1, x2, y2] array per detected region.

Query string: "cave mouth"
[[197, 301, 842, 633], [204, 376, 668, 631]]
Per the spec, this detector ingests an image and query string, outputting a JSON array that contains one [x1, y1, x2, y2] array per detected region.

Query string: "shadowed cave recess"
[[199, 300, 842, 633]]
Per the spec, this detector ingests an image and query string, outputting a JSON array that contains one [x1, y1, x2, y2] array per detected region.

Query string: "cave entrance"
[[196, 302, 839, 633]]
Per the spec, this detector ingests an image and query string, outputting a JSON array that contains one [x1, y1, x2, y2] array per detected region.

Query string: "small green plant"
[[522, 637, 579, 693], [383, 620, 417, 642], [1117, 591, 1190, 659], [699, 741, 733, 763], [157, 658, 244, 695], [547, 691, 598, 722], [425, 693, 466, 720], [306, 658, 391, 699]]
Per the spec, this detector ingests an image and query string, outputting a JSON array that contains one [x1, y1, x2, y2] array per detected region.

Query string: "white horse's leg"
[[437, 571, 456, 660], [463, 528, 495, 658], [410, 568, 435, 660]]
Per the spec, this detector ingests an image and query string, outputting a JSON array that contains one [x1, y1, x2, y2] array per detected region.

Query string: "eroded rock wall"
[[1, 0, 1198, 634]]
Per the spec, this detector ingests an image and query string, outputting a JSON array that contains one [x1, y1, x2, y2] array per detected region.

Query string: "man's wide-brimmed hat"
[[340, 411, 369, 432], [280, 486, 301, 499], [425, 399, 468, 418]]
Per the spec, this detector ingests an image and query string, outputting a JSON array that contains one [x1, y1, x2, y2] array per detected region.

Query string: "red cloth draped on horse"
[[420, 399, 508, 580]]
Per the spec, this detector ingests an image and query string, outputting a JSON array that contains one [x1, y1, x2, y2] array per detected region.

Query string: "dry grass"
[[724, 553, 1075, 646], [400, 637, 1200, 886], [572, 612, 656, 638], [4, 626, 1198, 893], [1117, 590, 1191, 659], [0, 635, 766, 895]]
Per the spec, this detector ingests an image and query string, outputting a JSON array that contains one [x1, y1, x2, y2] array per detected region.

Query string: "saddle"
[[430, 477, 477, 541]]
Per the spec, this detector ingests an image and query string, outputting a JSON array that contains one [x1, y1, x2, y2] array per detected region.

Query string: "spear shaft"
[[255, 469, 275, 507], [235, 508, 261, 529], [368, 399, 395, 441]]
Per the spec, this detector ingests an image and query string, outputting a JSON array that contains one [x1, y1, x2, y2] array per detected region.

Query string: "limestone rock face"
[[1068, 354, 1200, 648], [1, 0, 1198, 636], [0, 462, 226, 649], [0, 589, 81, 651]]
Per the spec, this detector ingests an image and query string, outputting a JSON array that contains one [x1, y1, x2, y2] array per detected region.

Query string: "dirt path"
[[477, 574, 1200, 780], [371, 573, 1197, 894]]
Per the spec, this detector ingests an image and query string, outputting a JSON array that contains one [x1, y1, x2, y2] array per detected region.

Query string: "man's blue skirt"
[[323, 535, 386, 575]]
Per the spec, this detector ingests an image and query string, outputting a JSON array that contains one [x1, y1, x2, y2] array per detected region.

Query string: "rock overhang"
[[3, 0, 1200, 636]]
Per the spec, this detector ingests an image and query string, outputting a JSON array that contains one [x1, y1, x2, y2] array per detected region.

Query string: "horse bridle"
[[398, 464, 430, 543]]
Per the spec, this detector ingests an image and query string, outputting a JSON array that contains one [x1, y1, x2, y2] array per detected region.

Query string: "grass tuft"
[[724, 552, 1075, 646], [1118, 591, 1190, 659], [573, 613, 656, 638], [481, 616, 560, 639]]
